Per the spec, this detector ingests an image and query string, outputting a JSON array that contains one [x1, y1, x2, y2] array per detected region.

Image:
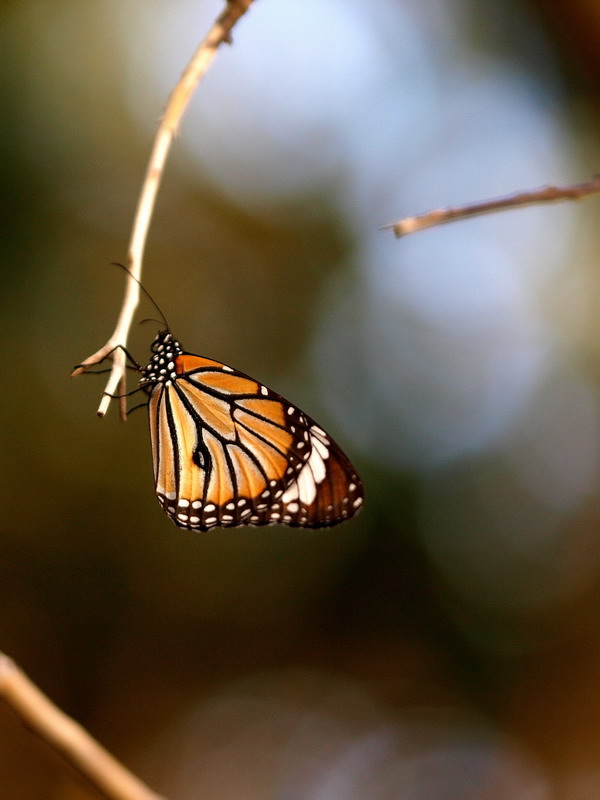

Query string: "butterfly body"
[[140, 330, 364, 532]]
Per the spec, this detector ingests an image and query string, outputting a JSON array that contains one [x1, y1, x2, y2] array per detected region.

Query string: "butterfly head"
[[140, 330, 184, 389]]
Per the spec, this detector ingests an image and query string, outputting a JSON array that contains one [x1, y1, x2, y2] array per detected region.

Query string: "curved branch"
[[0, 652, 165, 800], [72, 0, 256, 420]]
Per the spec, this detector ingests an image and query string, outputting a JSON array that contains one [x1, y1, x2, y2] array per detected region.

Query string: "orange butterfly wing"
[[145, 342, 363, 531]]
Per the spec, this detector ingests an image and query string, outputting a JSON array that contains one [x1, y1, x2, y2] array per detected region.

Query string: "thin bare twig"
[[0, 652, 166, 800], [382, 175, 600, 237], [72, 0, 256, 420]]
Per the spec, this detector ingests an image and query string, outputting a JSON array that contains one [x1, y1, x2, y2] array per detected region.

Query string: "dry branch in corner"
[[0, 653, 166, 800]]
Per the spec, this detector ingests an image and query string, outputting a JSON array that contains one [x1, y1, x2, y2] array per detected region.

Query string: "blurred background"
[[2, 0, 600, 797]]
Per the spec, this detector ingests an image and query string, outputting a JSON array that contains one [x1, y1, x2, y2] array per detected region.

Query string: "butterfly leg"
[[72, 344, 142, 375], [125, 401, 149, 416], [74, 364, 140, 375], [102, 386, 145, 400]]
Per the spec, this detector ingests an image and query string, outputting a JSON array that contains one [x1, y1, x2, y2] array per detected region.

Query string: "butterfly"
[[137, 329, 364, 531]]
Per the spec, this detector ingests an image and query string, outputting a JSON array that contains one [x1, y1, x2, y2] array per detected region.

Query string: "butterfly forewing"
[[141, 331, 364, 531]]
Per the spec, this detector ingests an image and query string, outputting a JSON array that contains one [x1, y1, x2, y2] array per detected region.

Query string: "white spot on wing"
[[307, 439, 327, 484], [281, 431, 330, 506], [313, 437, 330, 460], [297, 465, 317, 504], [281, 483, 299, 503]]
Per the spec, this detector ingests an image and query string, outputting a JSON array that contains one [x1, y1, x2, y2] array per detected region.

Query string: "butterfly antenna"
[[111, 262, 171, 330]]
